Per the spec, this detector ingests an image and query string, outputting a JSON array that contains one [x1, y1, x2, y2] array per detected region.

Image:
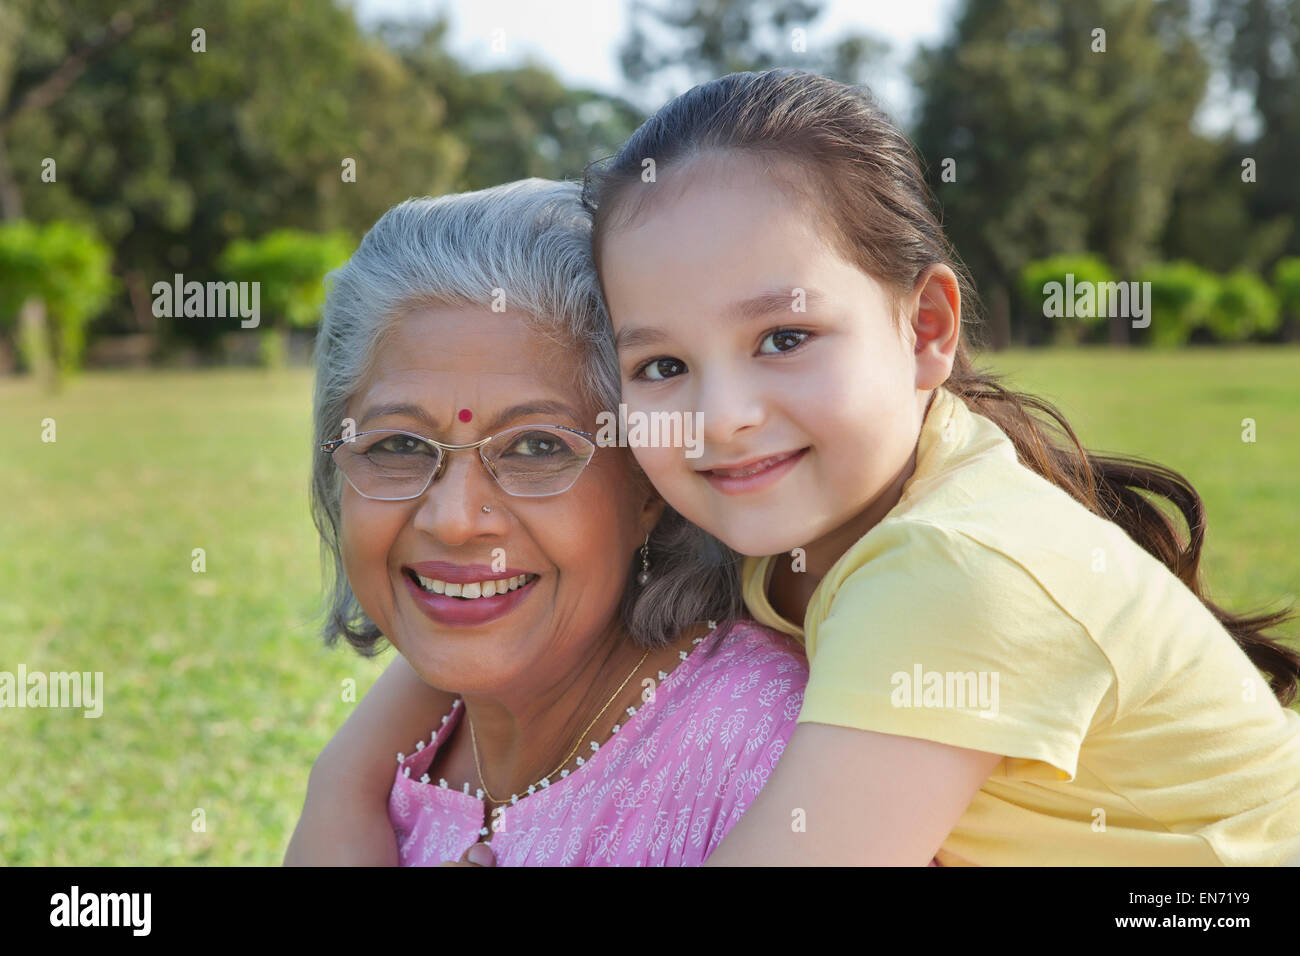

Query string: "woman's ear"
[[910, 264, 961, 390], [637, 485, 668, 541]]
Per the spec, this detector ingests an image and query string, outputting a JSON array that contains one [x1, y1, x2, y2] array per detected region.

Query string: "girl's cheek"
[[629, 444, 684, 487]]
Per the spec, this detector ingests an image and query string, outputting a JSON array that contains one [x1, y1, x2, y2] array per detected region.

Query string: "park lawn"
[[0, 367, 389, 866], [0, 347, 1296, 865]]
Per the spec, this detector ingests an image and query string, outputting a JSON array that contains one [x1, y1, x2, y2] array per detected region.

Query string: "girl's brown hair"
[[582, 69, 1299, 704]]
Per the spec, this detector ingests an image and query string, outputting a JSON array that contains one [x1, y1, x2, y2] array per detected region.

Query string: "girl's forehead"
[[606, 147, 813, 235]]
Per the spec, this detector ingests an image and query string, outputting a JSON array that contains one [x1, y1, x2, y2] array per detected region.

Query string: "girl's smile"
[[697, 446, 809, 495]]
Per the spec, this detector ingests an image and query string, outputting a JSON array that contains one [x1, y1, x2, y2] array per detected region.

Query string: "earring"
[[637, 534, 651, 585], [481, 505, 492, 514]]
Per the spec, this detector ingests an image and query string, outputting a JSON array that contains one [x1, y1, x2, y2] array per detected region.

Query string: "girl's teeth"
[[716, 453, 790, 478], [444, 582, 462, 597]]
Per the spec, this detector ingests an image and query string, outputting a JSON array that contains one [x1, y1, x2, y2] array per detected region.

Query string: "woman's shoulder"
[[700, 618, 809, 680], [645, 618, 808, 727]]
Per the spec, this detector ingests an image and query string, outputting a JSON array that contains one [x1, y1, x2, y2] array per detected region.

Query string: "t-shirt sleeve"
[[797, 519, 1116, 782]]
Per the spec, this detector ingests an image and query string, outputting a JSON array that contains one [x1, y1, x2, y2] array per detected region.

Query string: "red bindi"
[[458, 408, 472, 423]]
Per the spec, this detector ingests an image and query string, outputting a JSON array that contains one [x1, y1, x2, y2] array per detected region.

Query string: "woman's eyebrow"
[[357, 399, 583, 433], [482, 400, 585, 432], [358, 402, 439, 430]]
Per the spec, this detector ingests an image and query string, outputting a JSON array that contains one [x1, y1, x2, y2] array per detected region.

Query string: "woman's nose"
[[410, 450, 501, 544]]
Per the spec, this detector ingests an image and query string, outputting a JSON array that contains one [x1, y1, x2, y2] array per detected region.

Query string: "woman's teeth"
[[413, 572, 536, 599]]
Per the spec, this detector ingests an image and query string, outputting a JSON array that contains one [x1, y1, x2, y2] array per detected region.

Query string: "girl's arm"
[[704, 721, 1002, 865], [284, 654, 457, 866]]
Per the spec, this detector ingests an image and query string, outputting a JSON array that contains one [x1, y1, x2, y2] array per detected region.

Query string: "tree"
[[218, 229, 351, 366], [618, 0, 889, 104], [0, 220, 115, 390], [3, 0, 465, 357], [912, 0, 1211, 346], [1218, 0, 1300, 259], [378, 17, 643, 191]]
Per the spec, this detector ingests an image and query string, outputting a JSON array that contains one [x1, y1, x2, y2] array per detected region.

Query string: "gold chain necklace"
[[469, 647, 650, 805]]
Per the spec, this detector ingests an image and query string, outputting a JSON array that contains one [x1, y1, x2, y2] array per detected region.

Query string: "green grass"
[[0, 367, 386, 865], [0, 349, 1296, 864]]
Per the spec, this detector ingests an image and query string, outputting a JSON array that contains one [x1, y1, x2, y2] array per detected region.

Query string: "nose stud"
[[481, 505, 492, 514]]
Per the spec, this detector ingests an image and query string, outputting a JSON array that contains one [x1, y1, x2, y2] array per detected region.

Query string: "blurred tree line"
[[1, 0, 1298, 382], [0, 0, 643, 381]]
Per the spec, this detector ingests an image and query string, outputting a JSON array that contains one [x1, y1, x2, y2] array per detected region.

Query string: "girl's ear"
[[909, 265, 961, 390]]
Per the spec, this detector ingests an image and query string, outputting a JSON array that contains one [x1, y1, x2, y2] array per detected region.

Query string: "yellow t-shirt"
[[742, 385, 1300, 865]]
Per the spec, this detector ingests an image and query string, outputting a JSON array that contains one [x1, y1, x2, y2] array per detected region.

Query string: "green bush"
[[1020, 254, 1115, 343], [218, 229, 351, 367], [0, 220, 116, 385], [1206, 271, 1280, 343], [1139, 260, 1218, 346]]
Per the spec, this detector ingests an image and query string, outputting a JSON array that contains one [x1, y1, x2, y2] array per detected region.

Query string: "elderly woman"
[[285, 179, 808, 866]]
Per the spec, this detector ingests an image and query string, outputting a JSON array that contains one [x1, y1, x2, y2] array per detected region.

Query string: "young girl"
[[292, 70, 1300, 866]]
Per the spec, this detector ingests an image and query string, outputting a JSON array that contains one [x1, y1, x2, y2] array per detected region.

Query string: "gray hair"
[[310, 178, 743, 656]]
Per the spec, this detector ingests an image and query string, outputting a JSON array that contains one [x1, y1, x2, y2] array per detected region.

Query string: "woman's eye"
[[370, 435, 431, 456], [636, 357, 687, 381], [758, 330, 808, 354], [505, 433, 566, 457]]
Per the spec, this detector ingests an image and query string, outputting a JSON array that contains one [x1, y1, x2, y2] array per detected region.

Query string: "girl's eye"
[[758, 329, 809, 354], [635, 357, 687, 381]]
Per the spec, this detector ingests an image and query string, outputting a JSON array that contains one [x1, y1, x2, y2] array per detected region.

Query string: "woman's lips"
[[403, 569, 539, 627], [699, 447, 808, 495]]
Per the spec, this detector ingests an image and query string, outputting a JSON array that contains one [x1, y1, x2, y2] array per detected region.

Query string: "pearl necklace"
[[471, 646, 649, 805], [396, 629, 714, 828]]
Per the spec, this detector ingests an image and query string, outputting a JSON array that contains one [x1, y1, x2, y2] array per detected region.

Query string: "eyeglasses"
[[321, 424, 598, 500]]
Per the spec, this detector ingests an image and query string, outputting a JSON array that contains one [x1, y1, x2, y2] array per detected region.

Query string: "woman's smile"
[[402, 562, 542, 628]]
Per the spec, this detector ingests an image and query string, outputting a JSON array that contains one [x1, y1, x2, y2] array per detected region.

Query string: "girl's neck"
[[767, 442, 920, 627]]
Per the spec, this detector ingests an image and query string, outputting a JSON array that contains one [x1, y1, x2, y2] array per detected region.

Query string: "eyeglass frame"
[[320, 423, 599, 501]]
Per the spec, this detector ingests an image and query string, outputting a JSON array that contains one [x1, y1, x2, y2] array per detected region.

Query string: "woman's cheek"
[[339, 503, 394, 634]]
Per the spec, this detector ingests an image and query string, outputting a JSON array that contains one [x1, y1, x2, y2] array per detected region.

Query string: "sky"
[[349, 0, 959, 124]]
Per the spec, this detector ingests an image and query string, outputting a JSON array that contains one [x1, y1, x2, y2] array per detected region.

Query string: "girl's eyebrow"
[[616, 286, 826, 353], [615, 326, 666, 352], [732, 287, 824, 321]]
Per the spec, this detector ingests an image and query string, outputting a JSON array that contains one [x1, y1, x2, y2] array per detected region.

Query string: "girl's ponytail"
[[944, 360, 1298, 704]]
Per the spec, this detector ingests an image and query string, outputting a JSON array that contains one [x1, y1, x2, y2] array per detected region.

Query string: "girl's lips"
[[700, 447, 808, 495], [403, 570, 539, 628]]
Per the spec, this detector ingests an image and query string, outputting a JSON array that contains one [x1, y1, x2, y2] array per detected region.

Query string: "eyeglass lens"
[[332, 426, 594, 498]]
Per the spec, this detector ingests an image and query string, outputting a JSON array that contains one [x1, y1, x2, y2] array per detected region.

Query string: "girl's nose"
[[696, 366, 766, 448]]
